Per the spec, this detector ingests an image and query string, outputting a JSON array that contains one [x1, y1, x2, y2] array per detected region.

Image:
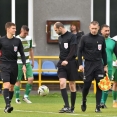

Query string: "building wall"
[[33, 0, 91, 55]]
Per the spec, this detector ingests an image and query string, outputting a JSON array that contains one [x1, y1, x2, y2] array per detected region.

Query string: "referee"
[[0, 22, 26, 113], [78, 21, 108, 113], [54, 22, 78, 113]]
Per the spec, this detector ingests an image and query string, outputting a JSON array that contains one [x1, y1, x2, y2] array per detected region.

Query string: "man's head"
[[5, 22, 16, 35], [101, 24, 110, 38], [53, 22, 65, 35], [20, 25, 29, 38], [89, 21, 100, 35], [70, 22, 79, 33]]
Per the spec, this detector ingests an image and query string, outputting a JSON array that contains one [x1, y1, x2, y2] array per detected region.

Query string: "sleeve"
[[30, 39, 32, 48], [18, 39, 26, 65], [102, 38, 107, 66], [65, 45, 77, 61], [70, 34, 77, 45], [78, 36, 85, 65], [113, 41, 117, 58], [65, 34, 77, 61]]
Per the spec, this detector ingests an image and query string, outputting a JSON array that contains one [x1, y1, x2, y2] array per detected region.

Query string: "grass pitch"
[[0, 92, 116, 117]]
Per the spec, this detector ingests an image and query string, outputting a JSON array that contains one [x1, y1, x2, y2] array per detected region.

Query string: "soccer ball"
[[37, 85, 49, 96]]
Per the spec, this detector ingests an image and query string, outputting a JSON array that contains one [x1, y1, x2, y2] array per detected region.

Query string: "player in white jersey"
[[14, 25, 34, 104]]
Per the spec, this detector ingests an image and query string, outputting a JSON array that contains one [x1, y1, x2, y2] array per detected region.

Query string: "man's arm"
[[30, 48, 34, 67], [78, 36, 85, 65], [29, 39, 34, 67], [101, 38, 108, 73], [18, 39, 26, 65], [113, 42, 117, 58], [102, 38, 107, 66], [65, 45, 77, 61]]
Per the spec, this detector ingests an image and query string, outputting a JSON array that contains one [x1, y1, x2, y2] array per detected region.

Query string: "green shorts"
[[17, 63, 33, 81], [112, 67, 117, 82]]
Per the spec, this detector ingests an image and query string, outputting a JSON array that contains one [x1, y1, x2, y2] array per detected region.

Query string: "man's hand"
[[22, 65, 26, 73], [79, 65, 84, 72], [104, 65, 108, 73], [61, 60, 68, 66]]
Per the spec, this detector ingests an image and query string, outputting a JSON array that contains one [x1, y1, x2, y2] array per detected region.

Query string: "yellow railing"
[[0, 56, 96, 94]]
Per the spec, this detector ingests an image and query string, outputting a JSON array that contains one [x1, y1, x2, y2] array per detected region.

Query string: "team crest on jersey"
[[98, 44, 102, 50], [14, 46, 18, 52], [64, 43, 68, 49]]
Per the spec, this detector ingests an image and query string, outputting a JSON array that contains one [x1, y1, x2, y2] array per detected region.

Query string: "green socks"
[[14, 86, 20, 99], [101, 91, 108, 104], [24, 84, 32, 98], [112, 90, 117, 101]]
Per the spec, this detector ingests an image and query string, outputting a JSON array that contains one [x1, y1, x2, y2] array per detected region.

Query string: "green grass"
[[0, 92, 116, 117]]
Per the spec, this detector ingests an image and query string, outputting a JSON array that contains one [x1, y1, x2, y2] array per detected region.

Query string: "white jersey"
[[16, 35, 32, 64]]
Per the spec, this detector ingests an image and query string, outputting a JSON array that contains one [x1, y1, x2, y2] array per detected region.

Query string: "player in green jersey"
[[112, 36, 117, 108], [14, 25, 34, 104], [100, 24, 117, 108]]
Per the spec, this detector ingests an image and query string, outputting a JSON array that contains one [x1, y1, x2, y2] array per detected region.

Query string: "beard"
[[105, 34, 109, 38], [58, 32, 62, 35]]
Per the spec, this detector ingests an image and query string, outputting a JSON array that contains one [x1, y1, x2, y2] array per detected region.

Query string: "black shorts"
[[57, 60, 78, 81], [0, 63, 18, 85], [84, 60, 104, 83]]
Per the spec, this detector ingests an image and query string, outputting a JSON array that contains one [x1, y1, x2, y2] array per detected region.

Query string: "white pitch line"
[[0, 108, 116, 117], [0, 108, 88, 116]]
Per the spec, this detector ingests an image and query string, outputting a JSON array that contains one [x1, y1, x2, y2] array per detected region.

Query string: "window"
[[46, 20, 80, 44], [0, 0, 35, 47], [0, 0, 11, 36]]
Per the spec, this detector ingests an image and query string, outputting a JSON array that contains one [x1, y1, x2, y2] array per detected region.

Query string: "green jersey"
[[112, 36, 117, 61], [16, 35, 32, 64], [105, 37, 115, 63]]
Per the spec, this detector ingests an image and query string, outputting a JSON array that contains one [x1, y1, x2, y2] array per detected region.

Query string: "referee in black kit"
[[54, 22, 78, 113], [0, 22, 26, 113], [78, 21, 108, 113]]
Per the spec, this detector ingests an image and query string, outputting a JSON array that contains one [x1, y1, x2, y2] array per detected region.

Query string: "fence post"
[[38, 58, 42, 87], [94, 80, 96, 94]]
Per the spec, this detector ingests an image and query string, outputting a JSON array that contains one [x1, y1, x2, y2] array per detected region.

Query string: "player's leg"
[[81, 80, 92, 112], [23, 63, 33, 103], [100, 70, 112, 108], [95, 66, 104, 113], [112, 67, 117, 107], [69, 81, 76, 113], [68, 60, 78, 112], [57, 62, 70, 113], [59, 77, 71, 113], [1, 64, 13, 113], [14, 64, 23, 104], [9, 63, 18, 107], [81, 61, 93, 112], [101, 62, 112, 107]]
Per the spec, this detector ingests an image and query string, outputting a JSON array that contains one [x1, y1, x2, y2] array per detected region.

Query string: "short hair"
[[90, 21, 99, 26], [5, 22, 16, 30], [21, 25, 29, 31], [101, 24, 109, 30], [70, 22, 79, 32], [54, 22, 64, 28]]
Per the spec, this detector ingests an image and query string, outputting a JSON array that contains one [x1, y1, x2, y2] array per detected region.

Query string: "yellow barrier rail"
[[0, 56, 96, 94]]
